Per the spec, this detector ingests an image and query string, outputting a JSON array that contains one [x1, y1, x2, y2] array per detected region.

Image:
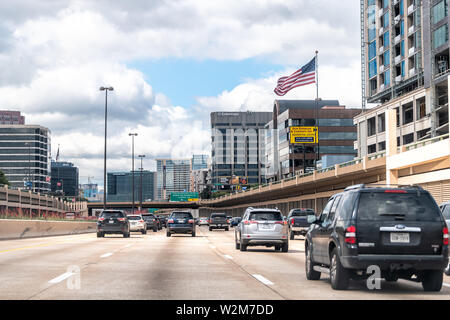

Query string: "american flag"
[[274, 57, 316, 96]]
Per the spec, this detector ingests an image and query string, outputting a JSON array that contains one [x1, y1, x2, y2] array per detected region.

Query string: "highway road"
[[0, 226, 449, 300]]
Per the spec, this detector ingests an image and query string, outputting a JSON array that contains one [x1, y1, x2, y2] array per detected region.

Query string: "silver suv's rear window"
[[128, 216, 142, 220], [357, 192, 442, 222], [249, 211, 282, 221]]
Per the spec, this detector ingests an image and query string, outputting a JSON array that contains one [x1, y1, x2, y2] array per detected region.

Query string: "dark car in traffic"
[[287, 208, 315, 239], [142, 213, 158, 232], [230, 217, 242, 227], [97, 210, 130, 238], [209, 212, 230, 231], [305, 184, 449, 291], [167, 211, 196, 237]]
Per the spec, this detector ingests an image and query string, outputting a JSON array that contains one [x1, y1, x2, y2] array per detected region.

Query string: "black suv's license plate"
[[390, 232, 410, 243]]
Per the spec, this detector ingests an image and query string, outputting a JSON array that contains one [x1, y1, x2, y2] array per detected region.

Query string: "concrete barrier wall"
[[0, 219, 96, 240]]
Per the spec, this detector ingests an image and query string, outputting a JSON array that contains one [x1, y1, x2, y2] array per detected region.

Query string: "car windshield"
[[128, 216, 142, 220], [357, 192, 442, 222], [290, 210, 313, 217], [249, 211, 282, 221], [211, 213, 226, 218], [171, 212, 192, 219], [102, 211, 124, 218]]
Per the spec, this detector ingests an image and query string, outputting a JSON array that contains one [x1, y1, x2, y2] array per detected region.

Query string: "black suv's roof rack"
[[344, 183, 424, 191]]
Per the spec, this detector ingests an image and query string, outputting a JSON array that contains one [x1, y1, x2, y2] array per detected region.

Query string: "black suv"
[[142, 213, 158, 232], [305, 184, 449, 291], [97, 210, 130, 238], [166, 211, 196, 237]]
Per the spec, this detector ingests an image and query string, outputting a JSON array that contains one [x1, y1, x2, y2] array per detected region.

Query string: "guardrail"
[[403, 133, 449, 151]]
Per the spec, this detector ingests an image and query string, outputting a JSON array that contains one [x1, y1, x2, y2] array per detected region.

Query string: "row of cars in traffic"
[[96, 184, 450, 292]]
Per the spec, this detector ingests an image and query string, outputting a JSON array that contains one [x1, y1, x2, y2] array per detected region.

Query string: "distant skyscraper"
[[191, 154, 208, 170], [156, 159, 191, 200], [51, 160, 79, 197], [107, 171, 156, 202], [0, 111, 25, 125]]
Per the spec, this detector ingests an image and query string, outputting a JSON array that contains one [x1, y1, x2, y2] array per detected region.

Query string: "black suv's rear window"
[[102, 211, 125, 218], [142, 215, 154, 220], [249, 211, 282, 221], [211, 213, 226, 218], [357, 192, 442, 222], [171, 212, 193, 219], [290, 209, 314, 217]]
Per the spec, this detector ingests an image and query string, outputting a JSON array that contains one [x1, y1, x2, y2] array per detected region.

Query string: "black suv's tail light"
[[290, 218, 294, 225], [444, 227, 449, 246], [188, 219, 195, 224], [345, 226, 356, 244], [118, 217, 125, 222]]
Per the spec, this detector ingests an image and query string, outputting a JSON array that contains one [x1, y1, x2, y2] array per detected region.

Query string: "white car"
[[128, 215, 147, 234], [198, 217, 209, 226]]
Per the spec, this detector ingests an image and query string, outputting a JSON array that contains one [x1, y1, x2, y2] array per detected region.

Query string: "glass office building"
[[51, 161, 79, 197], [156, 159, 191, 200], [107, 171, 156, 202], [0, 125, 51, 193]]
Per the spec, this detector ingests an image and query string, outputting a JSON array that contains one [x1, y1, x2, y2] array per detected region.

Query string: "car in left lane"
[[97, 210, 130, 238]]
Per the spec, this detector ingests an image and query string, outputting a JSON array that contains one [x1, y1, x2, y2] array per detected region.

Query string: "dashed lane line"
[[48, 272, 74, 284], [252, 274, 274, 286]]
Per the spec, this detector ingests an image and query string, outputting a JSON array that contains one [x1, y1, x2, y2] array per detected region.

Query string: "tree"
[[200, 186, 211, 199], [0, 170, 10, 186]]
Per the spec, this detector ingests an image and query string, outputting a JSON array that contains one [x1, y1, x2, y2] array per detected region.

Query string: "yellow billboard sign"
[[290, 126, 318, 144]]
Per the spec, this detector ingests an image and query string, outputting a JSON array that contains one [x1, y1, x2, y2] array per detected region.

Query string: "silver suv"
[[235, 207, 289, 252]]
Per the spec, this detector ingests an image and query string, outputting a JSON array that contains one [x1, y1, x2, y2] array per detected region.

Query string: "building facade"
[[190, 169, 209, 193], [191, 154, 209, 170], [0, 125, 51, 193], [265, 100, 361, 181], [358, 0, 449, 156], [51, 161, 79, 197], [80, 183, 99, 201], [156, 159, 191, 200], [0, 111, 25, 125], [107, 171, 156, 202], [210, 111, 272, 189]]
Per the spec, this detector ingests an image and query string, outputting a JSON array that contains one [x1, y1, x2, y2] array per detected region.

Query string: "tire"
[[290, 231, 295, 240], [225, 227, 229, 231], [209, 227, 212, 231], [330, 248, 350, 290], [240, 237, 247, 252], [153, 227, 157, 232], [384, 274, 398, 282], [123, 232, 127, 238], [166, 231, 171, 237], [305, 243, 321, 280], [281, 242, 289, 253], [422, 270, 443, 292], [444, 262, 450, 276], [97, 232, 103, 238], [275, 245, 281, 251], [142, 229, 147, 235]]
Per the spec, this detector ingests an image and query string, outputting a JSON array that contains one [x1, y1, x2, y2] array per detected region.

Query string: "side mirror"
[[307, 215, 317, 224]]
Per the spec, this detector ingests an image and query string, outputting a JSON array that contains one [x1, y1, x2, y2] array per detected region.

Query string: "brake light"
[[140, 220, 144, 223], [98, 217, 105, 221], [168, 219, 174, 223], [444, 227, 449, 245], [118, 217, 125, 222], [152, 219, 156, 221], [243, 220, 258, 225], [291, 218, 294, 225], [275, 221, 287, 225], [188, 219, 195, 224], [226, 219, 230, 223], [384, 189, 407, 193], [345, 225, 357, 244]]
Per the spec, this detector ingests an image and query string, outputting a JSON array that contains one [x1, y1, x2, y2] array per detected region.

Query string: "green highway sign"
[[169, 192, 199, 202]]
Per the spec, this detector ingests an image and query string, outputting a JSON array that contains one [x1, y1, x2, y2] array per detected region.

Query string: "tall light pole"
[[25, 142, 31, 191], [138, 154, 145, 211], [129, 133, 138, 214], [100, 86, 113, 211]]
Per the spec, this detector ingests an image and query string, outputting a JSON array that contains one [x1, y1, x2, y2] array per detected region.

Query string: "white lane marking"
[[124, 244, 132, 248], [252, 274, 274, 286], [223, 254, 233, 260], [209, 245, 216, 249], [48, 272, 74, 284], [443, 283, 450, 288], [100, 252, 113, 258]]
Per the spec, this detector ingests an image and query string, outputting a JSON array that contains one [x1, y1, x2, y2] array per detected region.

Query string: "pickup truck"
[[209, 213, 230, 231], [287, 208, 315, 240]]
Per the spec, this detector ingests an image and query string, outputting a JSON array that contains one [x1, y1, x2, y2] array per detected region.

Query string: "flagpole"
[[315, 50, 319, 170]]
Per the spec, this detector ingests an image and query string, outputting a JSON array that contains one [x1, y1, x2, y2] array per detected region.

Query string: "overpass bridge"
[[199, 109, 450, 217], [87, 201, 199, 216]]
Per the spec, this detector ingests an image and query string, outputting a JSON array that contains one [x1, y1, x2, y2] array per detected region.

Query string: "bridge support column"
[[386, 108, 398, 185]]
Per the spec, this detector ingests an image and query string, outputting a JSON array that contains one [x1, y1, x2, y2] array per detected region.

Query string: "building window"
[[433, 0, 448, 24], [369, 59, 377, 78], [378, 141, 386, 151], [369, 41, 377, 60], [402, 103, 414, 124], [368, 144, 377, 154], [433, 24, 449, 49], [385, 69, 390, 85], [384, 49, 390, 67], [367, 117, 376, 136], [383, 31, 390, 48], [378, 113, 385, 132], [403, 133, 414, 145], [416, 97, 426, 119], [318, 132, 357, 140]]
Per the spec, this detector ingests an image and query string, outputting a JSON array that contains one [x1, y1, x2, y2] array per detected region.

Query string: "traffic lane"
[[202, 226, 450, 299], [0, 232, 147, 299], [32, 229, 283, 300]]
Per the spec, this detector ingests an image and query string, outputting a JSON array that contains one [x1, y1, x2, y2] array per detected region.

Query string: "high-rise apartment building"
[[156, 159, 191, 200], [107, 171, 156, 202], [358, 0, 449, 157], [210, 111, 271, 189], [0, 125, 51, 193], [51, 160, 79, 197]]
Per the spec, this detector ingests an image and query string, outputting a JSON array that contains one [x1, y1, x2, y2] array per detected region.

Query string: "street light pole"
[[100, 86, 114, 211], [138, 154, 145, 211], [25, 143, 31, 191], [129, 133, 138, 214]]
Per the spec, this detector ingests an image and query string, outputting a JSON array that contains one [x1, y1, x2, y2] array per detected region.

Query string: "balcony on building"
[[408, 25, 415, 35], [394, 34, 402, 44], [395, 75, 403, 83], [408, 67, 416, 77], [379, 64, 385, 73], [395, 55, 402, 65], [379, 45, 384, 53], [379, 26, 384, 35], [407, 4, 415, 15], [408, 46, 415, 57]]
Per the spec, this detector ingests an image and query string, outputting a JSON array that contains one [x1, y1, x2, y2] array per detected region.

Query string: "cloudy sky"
[[0, 0, 362, 187]]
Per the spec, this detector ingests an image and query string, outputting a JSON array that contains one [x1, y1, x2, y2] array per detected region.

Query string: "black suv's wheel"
[[240, 237, 247, 251], [209, 227, 212, 231], [275, 245, 281, 251], [305, 243, 321, 280], [142, 229, 147, 235], [330, 248, 349, 290], [97, 232, 103, 238], [290, 231, 295, 240], [153, 227, 157, 232], [166, 231, 171, 237], [422, 270, 443, 291], [281, 242, 289, 252], [444, 262, 450, 276], [225, 227, 229, 231]]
